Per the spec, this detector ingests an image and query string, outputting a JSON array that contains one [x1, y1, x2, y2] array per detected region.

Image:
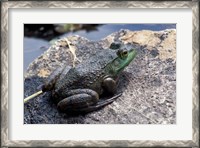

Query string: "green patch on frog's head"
[[108, 47, 137, 76]]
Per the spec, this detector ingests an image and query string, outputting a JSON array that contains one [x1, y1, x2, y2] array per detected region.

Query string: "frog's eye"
[[117, 49, 128, 59], [123, 50, 128, 57], [121, 49, 128, 58]]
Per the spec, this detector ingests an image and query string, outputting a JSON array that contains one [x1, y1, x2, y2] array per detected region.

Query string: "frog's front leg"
[[102, 77, 117, 95], [57, 89, 99, 112]]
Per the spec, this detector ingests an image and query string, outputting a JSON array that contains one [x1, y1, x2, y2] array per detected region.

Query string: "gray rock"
[[24, 29, 176, 124]]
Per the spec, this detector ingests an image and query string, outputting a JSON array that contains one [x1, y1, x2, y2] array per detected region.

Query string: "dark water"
[[24, 37, 50, 72], [24, 24, 176, 71]]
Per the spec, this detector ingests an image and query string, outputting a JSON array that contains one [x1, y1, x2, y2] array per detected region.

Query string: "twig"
[[65, 38, 80, 67], [24, 90, 43, 104]]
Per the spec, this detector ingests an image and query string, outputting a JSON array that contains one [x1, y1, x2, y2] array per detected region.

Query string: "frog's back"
[[54, 49, 117, 94], [76, 49, 117, 84]]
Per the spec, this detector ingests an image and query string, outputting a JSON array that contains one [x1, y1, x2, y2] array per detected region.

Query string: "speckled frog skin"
[[42, 43, 137, 113]]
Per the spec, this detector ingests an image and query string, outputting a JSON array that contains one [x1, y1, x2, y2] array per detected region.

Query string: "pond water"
[[24, 24, 176, 72]]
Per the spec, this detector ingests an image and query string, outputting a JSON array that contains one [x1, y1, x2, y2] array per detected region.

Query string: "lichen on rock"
[[24, 29, 176, 124]]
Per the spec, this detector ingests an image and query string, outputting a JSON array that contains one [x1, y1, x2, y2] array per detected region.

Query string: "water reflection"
[[24, 37, 50, 72]]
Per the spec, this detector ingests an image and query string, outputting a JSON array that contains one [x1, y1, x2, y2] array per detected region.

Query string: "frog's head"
[[108, 46, 137, 76]]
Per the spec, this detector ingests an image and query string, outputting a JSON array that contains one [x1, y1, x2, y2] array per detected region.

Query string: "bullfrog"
[[41, 43, 137, 113]]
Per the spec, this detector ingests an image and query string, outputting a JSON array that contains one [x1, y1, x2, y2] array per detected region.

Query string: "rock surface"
[[24, 29, 176, 124]]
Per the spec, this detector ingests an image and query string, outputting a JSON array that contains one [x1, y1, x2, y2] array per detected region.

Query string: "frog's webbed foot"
[[75, 93, 122, 113], [61, 93, 122, 114], [57, 89, 99, 112]]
